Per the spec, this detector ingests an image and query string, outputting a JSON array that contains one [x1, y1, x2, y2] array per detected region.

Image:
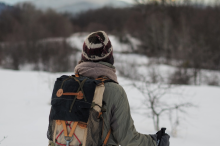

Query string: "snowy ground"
[[0, 69, 219, 146], [0, 33, 219, 145]]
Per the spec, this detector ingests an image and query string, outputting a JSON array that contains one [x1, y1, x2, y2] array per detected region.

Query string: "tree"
[[0, 136, 7, 144], [133, 77, 193, 135]]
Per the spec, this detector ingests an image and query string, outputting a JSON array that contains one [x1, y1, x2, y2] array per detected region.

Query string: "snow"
[[0, 69, 220, 146], [66, 33, 87, 50], [0, 33, 220, 145]]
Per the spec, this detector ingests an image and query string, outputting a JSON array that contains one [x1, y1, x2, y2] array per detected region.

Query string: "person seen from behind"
[[73, 31, 170, 146]]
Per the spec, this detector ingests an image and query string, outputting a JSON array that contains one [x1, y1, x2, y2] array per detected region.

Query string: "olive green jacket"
[[101, 82, 157, 146]]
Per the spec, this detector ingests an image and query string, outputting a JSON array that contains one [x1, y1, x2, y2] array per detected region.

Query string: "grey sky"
[[0, 0, 136, 14], [1, 0, 218, 6], [1, 0, 134, 5]]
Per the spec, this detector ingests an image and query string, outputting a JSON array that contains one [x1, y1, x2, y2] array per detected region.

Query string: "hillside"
[[31, 0, 131, 14]]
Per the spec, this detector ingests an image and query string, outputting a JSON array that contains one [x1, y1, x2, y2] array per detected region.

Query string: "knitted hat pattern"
[[81, 31, 114, 64]]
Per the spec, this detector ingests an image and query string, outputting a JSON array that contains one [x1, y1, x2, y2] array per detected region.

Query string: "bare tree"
[[0, 136, 7, 144], [133, 79, 193, 134]]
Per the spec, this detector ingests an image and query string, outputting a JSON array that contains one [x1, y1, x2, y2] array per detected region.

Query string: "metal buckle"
[[64, 136, 74, 146]]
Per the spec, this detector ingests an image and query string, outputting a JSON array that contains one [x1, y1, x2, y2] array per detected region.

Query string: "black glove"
[[150, 128, 170, 146]]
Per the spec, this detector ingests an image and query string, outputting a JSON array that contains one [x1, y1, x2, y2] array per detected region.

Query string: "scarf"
[[74, 62, 118, 83]]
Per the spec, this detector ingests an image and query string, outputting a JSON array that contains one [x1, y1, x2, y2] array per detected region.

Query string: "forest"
[[0, 2, 219, 73]]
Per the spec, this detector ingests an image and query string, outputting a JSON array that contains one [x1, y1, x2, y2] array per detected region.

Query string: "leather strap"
[[69, 122, 78, 137], [103, 129, 111, 146], [98, 112, 102, 119], [63, 91, 84, 100], [62, 92, 82, 96], [96, 76, 109, 82], [61, 121, 68, 137], [78, 122, 87, 129], [61, 121, 79, 137]]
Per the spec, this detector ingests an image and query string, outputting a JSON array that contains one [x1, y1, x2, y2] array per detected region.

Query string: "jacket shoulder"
[[104, 82, 125, 95], [103, 82, 127, 104]]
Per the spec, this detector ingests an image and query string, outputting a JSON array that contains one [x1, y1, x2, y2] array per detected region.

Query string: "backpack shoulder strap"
[[103, 129, 111, 146], [75, 73, 79, 77]]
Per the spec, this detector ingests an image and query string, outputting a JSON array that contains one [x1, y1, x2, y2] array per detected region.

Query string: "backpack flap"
[[50, 75, 101, 123]]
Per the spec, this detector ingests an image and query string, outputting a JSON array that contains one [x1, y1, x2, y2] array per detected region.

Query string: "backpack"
[[47, 74, 112, 146]]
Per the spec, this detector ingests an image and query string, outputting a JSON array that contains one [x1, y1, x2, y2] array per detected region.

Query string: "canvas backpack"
[[47, 74, 112, 146]]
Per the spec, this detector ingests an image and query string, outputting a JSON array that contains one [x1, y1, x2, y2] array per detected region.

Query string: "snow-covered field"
[[0, 33, 220, 145], [0, 69, 219, 146]]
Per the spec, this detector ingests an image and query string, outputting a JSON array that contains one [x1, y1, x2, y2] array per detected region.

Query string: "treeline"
[[0, 40, 77, 72], [0, 3, 220, 73], [0, 3, 73, 42], [0, 3, 76, 72], [71, 4, 220, 71]]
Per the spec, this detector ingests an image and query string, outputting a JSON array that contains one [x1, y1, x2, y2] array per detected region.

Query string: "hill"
[[32, 0, 131, 14]]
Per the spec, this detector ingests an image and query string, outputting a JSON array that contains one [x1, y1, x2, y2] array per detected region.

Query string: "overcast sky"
[[1, 0, 134, 5], [1, 0, 218, 6]]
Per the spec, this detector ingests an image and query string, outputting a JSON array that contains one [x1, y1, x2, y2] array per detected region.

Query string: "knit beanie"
[[81, 31, 114, 65]]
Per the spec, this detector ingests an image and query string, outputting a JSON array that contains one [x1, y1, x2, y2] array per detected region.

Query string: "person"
[[72, 30, 170, 146]]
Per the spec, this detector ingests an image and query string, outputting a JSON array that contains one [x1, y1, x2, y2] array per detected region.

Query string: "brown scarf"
[[74, 62, 118, 83]]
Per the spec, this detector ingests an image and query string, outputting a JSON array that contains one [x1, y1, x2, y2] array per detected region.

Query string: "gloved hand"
[[150, 128, 170, 146]]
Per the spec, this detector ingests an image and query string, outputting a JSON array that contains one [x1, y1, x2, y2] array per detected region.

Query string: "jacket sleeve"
[[110, 86, 157, 146]]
